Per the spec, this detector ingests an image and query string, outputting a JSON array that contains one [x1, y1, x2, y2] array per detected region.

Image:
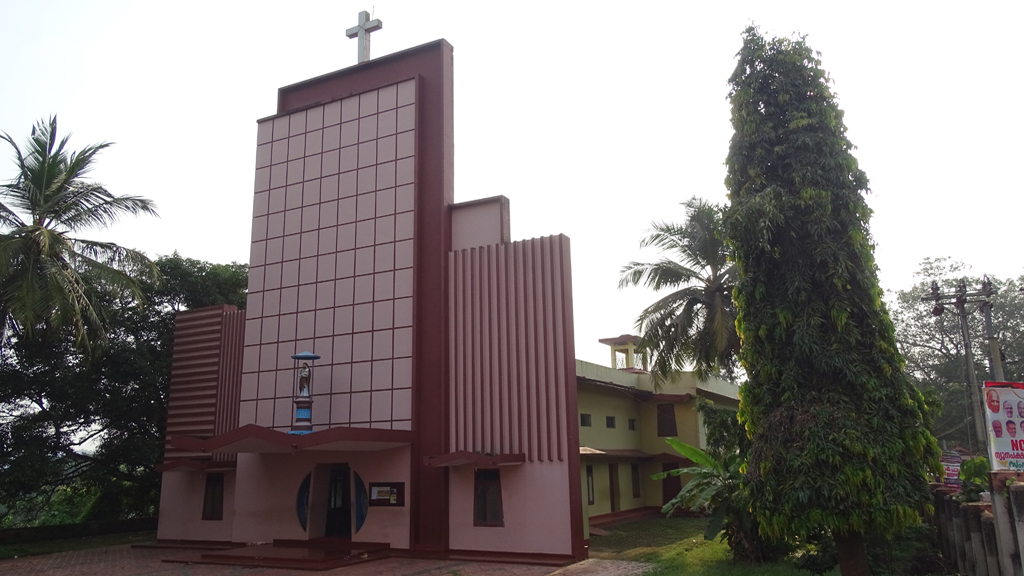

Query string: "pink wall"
[[230, 453, 307, 542], [349, 445, 411, 549], [229, 447, 410, 548], [448, 461, 573, 555], [165, 306, 243, 463], [450, 196, 509, 251], [157, 470, 235, 541], [446, 233, 583, 559], [243, 79, 418, 433], [215, 309, 245, 439], [448, 235, 575, 462]]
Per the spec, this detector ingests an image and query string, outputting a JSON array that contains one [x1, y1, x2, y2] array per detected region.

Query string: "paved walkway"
[[0, 545, 653, 576], [550, 559, 654, 576]]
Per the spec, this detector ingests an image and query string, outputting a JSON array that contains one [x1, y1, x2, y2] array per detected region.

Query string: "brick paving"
[[0, 544, 653, 576]]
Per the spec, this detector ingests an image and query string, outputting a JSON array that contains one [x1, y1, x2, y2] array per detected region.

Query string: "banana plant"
[[654, 438, 743, 541], [654, 438, 782, 562]]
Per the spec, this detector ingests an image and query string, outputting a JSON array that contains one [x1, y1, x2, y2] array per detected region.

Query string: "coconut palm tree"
[[619, 197, 739, 381], [0, 116, 158, 353]]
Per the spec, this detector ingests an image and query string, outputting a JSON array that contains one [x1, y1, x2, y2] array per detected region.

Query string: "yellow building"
[[578, 335, 740, 533]]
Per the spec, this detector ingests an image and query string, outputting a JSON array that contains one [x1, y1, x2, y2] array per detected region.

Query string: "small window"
[[580, 413, 592, 427], [202, 473, 224, 521], [586, 466, 595, 505], [657, 404, 678, 437], [606, 416, 616, 428], [628, 418, 637, 431], [474, 469, 504, 526], [631, 464, 641, 498]]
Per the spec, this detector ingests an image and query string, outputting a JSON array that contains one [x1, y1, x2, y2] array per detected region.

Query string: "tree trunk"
[[834, 531, 871, 576]]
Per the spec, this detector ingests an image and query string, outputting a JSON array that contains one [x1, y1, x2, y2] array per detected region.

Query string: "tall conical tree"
[[724, 27, 940, 576]]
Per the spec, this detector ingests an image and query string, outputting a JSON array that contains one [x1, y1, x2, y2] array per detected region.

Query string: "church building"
[[156, 33, 585, 568]]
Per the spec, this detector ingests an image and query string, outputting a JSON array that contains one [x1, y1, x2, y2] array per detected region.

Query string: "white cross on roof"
[[346, 10, 383, 64]]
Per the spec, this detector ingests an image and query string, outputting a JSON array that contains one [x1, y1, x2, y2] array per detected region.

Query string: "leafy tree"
[[0, 295, 164, 524], [891, 257, 1024, 452], [619, 197, 740, 381], [151, 252, 248, 311], [0, 253, 247, 527], [724, 27, 940, 576], [697, 396, 750, 460], [954, 457, 990, 503], [0, 116, 158, 354]]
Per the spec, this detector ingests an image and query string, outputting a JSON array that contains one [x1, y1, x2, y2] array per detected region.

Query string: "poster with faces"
[[984, 381, 1024, 471]]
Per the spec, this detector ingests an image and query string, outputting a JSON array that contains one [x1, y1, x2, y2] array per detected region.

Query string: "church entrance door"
[[325, 464, 351, 538]]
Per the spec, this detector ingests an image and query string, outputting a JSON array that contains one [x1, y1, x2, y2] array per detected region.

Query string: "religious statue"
[[298, 363, 311, 396]]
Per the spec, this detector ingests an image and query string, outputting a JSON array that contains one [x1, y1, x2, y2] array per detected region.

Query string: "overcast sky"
[[2, 1, 1021, 367]]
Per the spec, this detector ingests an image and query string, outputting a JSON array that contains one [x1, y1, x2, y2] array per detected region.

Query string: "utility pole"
[[922, 278, 998, 454], [978, 277, 1005, 381]]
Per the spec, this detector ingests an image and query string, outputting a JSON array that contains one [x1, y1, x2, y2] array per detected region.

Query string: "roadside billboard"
[[983, 381, 1024, 471]]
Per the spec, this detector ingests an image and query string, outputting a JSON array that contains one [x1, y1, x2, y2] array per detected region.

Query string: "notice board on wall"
[[368, 482, 405, 507]]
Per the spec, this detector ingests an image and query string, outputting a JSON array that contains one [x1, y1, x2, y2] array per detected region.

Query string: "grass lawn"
[[589, 516, 836, 576], [0, 530, 156, 560]]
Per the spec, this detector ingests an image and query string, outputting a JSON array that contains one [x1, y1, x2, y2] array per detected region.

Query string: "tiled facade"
[[240, 79, 418, 432]]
